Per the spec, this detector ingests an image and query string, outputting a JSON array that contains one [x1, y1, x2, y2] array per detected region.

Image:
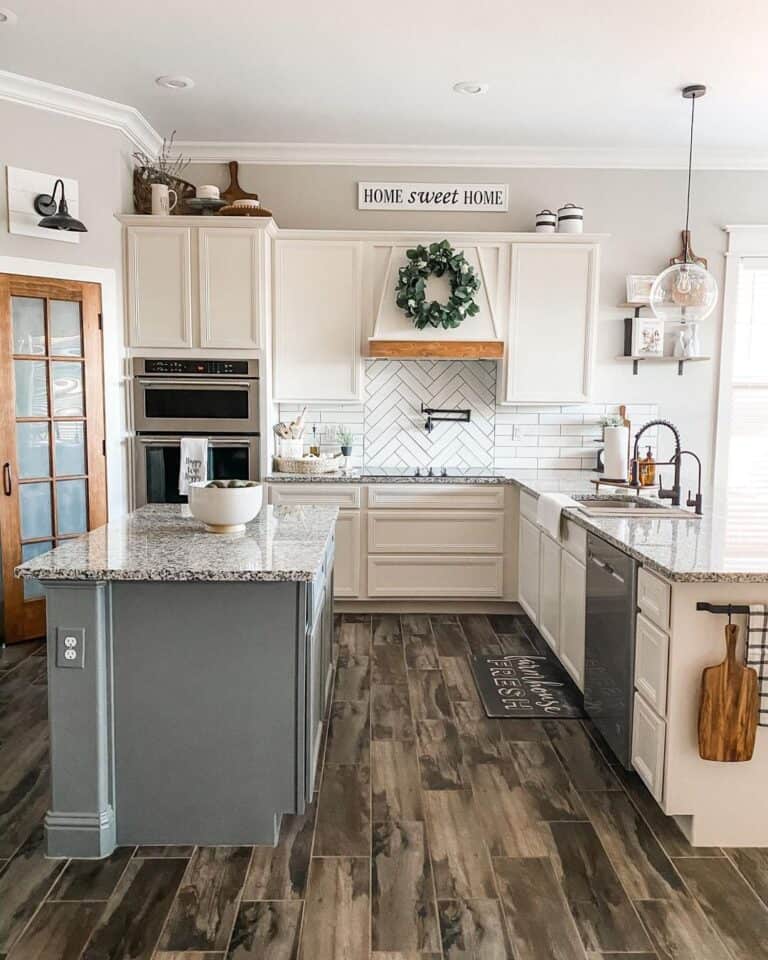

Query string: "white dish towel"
[[178, 437, 209, 496], [536, 493, 578, 540], [747, 603, 768, 726]]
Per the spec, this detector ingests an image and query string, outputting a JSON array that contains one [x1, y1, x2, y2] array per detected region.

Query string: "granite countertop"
[[265, 467, 600, 493], [15, 504, 338, 583], [267, 468, 768, 583]]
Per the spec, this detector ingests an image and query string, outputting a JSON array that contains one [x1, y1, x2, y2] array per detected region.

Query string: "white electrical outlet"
[[56, 627, 85, 669]]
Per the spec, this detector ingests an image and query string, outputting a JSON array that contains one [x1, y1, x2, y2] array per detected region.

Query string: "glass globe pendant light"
[[650, 85, 718, 326]]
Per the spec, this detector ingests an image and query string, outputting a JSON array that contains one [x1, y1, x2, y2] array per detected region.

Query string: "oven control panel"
[[141, 359, 253, 376]]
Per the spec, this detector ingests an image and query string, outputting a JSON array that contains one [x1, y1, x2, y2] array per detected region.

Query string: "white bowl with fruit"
[[188, 480, 263, 533]]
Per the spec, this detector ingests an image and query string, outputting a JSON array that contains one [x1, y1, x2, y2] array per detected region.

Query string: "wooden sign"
[[358, 181, 508, 212]]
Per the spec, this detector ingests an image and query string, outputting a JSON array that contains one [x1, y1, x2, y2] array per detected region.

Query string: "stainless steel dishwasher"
[[584, 533, 638, 768]]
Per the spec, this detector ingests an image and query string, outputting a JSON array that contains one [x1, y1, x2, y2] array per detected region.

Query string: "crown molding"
[[177, 139, 768, 170], [0, 70, 162, 156], [2, 70, 767, 170]]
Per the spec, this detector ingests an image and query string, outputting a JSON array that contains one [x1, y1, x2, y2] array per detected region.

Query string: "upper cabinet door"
[[274, 239, 363, 402], [127, 226, 193, 348], [199, 227, 263, 350], [502, 242, 599, 404]]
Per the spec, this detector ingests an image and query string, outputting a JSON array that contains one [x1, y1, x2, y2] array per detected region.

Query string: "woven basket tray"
[[273, 455, 341, 475]]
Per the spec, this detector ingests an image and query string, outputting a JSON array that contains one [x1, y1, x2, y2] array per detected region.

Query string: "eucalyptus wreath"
[[395, 240, 481, 330]]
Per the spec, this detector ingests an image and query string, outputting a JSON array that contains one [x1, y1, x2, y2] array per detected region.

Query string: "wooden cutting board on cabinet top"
[[221, 161, 259, 203], [698, 623, 759, 762]]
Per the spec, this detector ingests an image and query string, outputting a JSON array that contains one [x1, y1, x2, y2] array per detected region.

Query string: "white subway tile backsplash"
[[279, 361, 658, 472]]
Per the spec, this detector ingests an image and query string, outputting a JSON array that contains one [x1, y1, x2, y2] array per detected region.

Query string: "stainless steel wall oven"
[[132, 358, 260, 505]]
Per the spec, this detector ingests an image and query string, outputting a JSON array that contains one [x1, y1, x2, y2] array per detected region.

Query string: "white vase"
[[684, 322, 701, 358]]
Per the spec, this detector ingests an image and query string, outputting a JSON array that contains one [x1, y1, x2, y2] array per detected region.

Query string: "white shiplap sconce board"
[[6, 166, 80, 243]]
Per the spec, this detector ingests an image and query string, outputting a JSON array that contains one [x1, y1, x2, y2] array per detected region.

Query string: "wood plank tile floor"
[[2, 614, 768, 959]]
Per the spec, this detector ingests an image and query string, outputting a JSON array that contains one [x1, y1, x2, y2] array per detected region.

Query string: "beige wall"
[[0, 99, 133, 268], [189, 162, 768, 494], [0, 99, 134, 517]]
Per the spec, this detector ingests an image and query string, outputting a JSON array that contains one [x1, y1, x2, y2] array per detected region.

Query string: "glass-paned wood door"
[[0, 275, 106, 643]]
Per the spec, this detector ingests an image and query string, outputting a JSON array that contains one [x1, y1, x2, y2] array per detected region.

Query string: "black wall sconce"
[[34, 179, 87, 232]]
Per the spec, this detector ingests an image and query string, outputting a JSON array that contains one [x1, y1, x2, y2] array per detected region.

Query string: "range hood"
[[367, 242, 505, 360]]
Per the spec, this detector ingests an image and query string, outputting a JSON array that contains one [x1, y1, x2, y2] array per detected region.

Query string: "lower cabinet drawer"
[[367, 555, 503, 598], [562, 518, 587, 562], [637, 566, 671, 630], [367, 484, 505, 509], [631, 691, 666, 802], [269, 483, 361, 509], [635, 613, 669, 717], [367, 510, 504, 554]]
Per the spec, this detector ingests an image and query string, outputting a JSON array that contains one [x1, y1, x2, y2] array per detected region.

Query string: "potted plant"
[[132, 130, 194, 215], [337, 425, 354, 461]]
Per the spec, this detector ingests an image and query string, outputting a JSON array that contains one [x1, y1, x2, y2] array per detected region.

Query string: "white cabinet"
[[518, 515, 540, 623], [538, 531, 561, 651], [367, 555, 503, 598], [127, 226, 193, 348], [368, 511, 504, 554], [198, 227, 264, 349], [123, 218, 272, 351], [635, 613, 669, 717], [560, 549, 586, 689], [273, 238, 363, 402], [501, 241, 599, 403], [631, 691, 666, 802], [637, 567, 671, 631], [334, 511, 361, 598]]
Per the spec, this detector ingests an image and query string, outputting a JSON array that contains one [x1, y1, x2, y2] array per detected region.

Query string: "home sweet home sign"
[[358, 181, 508, 212]]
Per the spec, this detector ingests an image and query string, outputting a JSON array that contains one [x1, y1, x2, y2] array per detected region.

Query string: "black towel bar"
[[696, 602, 750, 617]]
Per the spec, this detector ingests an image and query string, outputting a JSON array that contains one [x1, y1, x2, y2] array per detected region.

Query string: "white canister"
[[151, 183, 178, 216], [603, 425, 629, 481], [535, 209, 557, 233], [196, 184, 220, 199], [557, 203, 584, 233]]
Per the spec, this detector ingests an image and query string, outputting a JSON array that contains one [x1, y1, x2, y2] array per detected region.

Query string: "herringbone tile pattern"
[[364, 358, 497, 469]]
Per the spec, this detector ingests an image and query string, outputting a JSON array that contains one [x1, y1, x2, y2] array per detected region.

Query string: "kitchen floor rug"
[[469, 653, 585, 719]]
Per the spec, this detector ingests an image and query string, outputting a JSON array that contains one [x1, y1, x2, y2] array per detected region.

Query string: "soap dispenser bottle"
[[639, 446, 656, 487]]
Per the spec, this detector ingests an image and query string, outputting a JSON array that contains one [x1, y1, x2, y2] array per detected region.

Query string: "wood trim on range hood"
[[368, 338, 504, 359]]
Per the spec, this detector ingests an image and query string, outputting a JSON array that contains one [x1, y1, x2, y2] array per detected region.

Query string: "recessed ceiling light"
[[453, 81, 488, 96], [0, 8, 19, 24], [155, 75, 195, 90]]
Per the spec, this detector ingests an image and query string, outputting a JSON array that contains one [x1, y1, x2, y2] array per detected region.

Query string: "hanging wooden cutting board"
[[221, 161, 259, 203], [698, 623, 759, 761]]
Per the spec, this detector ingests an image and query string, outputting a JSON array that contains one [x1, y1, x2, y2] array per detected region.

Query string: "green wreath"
[[395, 240, 481, 330]]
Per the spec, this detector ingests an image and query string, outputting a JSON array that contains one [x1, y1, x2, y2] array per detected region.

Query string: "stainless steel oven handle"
[[136, 437, 256, 446], [136, 378, 253, 389]]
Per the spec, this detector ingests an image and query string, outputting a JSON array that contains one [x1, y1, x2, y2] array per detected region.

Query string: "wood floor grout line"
[[718, 848, 768, 915], [146, 845, 201, 960], [5, 854, 73, 957]]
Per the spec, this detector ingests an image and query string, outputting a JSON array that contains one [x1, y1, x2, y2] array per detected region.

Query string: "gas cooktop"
[[363, 466, 500, 478]]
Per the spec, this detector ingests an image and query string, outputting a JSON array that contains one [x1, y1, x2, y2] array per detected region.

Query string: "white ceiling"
[[1, 0, 767, 159]]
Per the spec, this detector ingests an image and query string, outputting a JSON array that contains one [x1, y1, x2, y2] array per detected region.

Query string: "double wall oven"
[[133, 358, 260, 504]]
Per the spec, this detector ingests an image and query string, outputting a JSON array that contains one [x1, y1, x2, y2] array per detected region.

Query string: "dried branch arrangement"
[[132, 130, 190, 183]]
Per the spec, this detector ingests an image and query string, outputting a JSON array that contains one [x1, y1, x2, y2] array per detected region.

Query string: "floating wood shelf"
[[615, 355, 711, 376], [367, 339, 504, 359]]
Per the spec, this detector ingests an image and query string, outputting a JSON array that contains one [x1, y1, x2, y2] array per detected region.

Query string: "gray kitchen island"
[[15, 503, 337, 859]]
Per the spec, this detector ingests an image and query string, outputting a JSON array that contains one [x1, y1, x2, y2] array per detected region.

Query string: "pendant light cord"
[[684, 93, 695, 261]]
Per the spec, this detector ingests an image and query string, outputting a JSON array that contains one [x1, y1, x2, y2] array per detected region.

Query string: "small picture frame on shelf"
[[631, 317, 665, 356], [626, 274, 657, 304]]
